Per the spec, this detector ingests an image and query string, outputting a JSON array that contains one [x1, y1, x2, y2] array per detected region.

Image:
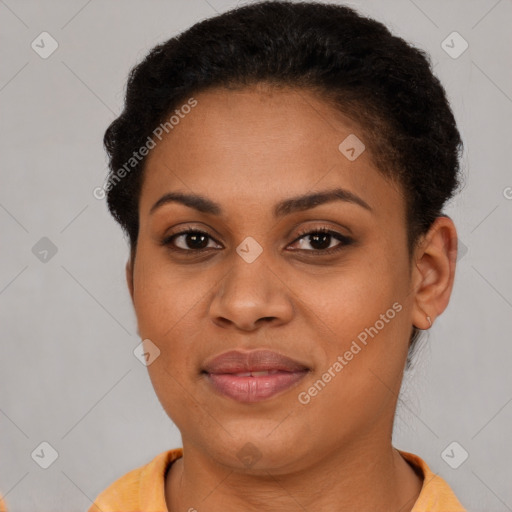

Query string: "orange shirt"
[[88, 448, 467, 512], [0, 493, 7, 512]]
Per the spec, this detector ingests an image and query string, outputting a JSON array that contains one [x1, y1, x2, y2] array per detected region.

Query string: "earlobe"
[[411, 216, 458, 330]]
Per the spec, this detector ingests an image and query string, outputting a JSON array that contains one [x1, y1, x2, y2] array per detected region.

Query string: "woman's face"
[[129, 84, 422, 472]]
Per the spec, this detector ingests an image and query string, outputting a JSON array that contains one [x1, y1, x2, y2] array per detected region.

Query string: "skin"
[[125, 83, 458, 511]]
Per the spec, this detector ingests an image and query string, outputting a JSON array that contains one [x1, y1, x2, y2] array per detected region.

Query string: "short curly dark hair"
[[102, 0, 463, 365]]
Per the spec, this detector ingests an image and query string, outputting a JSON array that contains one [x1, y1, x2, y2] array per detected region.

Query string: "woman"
[[89, 1, 466, 510]]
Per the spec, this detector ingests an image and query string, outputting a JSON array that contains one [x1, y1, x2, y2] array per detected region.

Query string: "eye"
[[161, 226, 354, 256], [161, 228, 221, 253], [289, 227, 354, 254]]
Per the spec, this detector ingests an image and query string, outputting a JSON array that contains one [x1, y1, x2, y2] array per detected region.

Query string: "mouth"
[[201, 349, 310, 403]]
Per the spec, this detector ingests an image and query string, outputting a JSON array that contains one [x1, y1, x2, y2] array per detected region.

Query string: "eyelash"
[[160, 226, 354, 256]]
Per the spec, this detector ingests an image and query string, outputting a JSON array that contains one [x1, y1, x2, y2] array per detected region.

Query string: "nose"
[[209, 256, 294, 332]]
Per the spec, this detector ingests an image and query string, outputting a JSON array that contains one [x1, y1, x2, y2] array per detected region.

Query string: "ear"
[[125, 258, 134, 304], [411, 216, 458, 330]]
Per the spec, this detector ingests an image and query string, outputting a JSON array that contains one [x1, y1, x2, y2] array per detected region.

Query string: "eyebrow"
[[149, 187, 373, 218]]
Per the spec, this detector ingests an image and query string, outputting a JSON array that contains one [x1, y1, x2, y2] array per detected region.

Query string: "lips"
[[203, 349, 309, 374], [202, 349, 310, 403]]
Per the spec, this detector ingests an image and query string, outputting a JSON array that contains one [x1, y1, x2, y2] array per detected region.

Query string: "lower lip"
[[205, 371, 308, 403]]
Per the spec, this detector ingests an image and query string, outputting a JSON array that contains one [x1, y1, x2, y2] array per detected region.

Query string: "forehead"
[[139, 85, 402, 220]]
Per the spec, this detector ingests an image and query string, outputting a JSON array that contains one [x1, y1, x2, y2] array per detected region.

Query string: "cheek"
[[317, 282, 406, 377], [131, 247, 216, 385], [300, 287, 409, 432], [313, 243, 411, 378], [132, 260, 204, 426], [318, 251, 403, 328], [132, 246, 208, 340]]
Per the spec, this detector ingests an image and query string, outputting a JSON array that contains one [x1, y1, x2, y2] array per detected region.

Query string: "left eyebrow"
[[149, 187, 373, 217], [273, 187, 373, 217]]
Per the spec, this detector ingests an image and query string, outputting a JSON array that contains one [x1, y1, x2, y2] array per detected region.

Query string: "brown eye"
[[162, 229, 221, 252], [289, 227, 354, 254], [161, 226, 353, 257]]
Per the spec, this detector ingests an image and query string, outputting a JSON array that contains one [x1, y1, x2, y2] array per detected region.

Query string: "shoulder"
[[88, 448, 183, 512], [0, 492, 8, 512], [399, 450, 467, 512]]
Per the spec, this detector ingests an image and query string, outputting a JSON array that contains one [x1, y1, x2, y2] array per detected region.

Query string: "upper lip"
[[202, 349, 310, 374]]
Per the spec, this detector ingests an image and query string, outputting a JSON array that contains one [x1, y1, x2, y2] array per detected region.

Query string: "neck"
[[166, 435, 423, 512]]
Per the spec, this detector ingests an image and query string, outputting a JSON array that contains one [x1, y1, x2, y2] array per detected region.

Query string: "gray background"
[[0, 0, 511, 510]]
